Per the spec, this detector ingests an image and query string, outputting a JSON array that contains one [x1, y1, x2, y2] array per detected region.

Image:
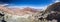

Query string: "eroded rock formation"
[[0, 6, 42, 22]]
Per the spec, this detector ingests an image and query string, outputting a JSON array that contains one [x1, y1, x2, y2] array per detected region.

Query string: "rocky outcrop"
[[39, 2, 60, 22]]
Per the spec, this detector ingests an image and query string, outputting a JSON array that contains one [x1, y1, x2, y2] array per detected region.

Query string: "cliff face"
[[40, 2, 60, 22]]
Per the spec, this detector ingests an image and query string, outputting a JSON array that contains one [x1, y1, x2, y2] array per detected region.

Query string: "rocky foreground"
[[0, 6, 58, 22]]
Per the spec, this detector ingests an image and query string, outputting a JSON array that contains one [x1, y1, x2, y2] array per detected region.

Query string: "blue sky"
[[9, 0, 55, 6], [0, 0, 57, 9], [8, 0, 56, 9]]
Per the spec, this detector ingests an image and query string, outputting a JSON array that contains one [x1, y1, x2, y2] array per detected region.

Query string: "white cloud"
[[55, 0, 60, 3], [0, 4, 9, 6]]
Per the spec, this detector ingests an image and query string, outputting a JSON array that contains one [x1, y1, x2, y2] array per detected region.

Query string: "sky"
[[0, 0, 59, 9]]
